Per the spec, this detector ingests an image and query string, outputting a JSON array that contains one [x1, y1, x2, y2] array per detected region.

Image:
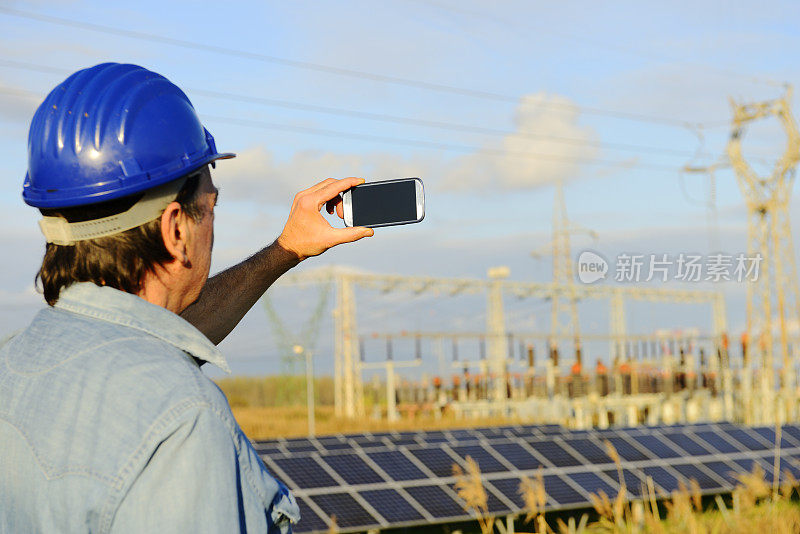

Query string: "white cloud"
[[442, 92, 599, 191], [212, 92, 598, 203]]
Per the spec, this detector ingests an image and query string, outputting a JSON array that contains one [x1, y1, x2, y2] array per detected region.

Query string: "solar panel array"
[[255, 423, 800, 533]]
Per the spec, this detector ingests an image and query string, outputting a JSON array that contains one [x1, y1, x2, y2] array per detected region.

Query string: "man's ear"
[[160, 201, 189, 265]]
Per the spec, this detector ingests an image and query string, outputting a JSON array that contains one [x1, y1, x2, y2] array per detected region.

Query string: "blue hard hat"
[[23, 63, 235, 208]]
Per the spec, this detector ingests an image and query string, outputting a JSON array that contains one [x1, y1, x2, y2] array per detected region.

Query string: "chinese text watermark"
[[577, 251, 761, 284]]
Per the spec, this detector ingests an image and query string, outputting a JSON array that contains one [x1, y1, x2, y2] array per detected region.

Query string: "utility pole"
[[294, 345, 315, 436], [487, 266, 510, 402], [609, 291, 627, 364], [335, 275, 362, 419]]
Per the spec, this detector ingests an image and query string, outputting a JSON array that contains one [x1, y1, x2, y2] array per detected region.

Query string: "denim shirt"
[[0, 283, 300, 533]]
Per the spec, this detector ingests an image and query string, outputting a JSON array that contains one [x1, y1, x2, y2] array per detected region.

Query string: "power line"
[[0, 59, 707, 159], [403, 0, 787, 90], [203, 114, 679, 172], [0, 5, 725, 128], [0, 83, 685, 171]]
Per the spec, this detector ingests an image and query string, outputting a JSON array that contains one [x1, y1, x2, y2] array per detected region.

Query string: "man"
[[0, 63, 372, 532]]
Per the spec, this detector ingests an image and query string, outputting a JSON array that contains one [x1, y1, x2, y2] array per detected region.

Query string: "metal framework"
[[278, 268, 725, 419], [727, 86, 800, 417]]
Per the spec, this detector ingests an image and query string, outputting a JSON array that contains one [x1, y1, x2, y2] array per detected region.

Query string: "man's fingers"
[[314, 177, 365, 207], [326, 195, 342, 215], [306, 178, 337, 195], [329, 226, 374, 245]]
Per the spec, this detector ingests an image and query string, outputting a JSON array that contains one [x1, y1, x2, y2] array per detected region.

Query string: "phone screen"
[[351, 180, 417, 227]]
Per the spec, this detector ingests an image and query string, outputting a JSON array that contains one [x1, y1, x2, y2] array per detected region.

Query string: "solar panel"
[[562, 438, 612, 464], [543, 475, 586, 506], [407, 447, 461, 477], [317, 436, 347, 447], [693, 430, 742, 454], [271, 457, 338, 489], [284, 440, 319, 453], [703, 460, 741, 486], [525, 440, 581, 467], [405, 484, 466, 519], [641, 465, 680, 494], [672, 463, 724, 490], [723, 428, 769, 451], [294, 497, 330, 534], [732, 457, 773, 482], [366, 450, 427, 481], [350, 440, 386, 449], [631, 435, 682, 458], [760, 454, 800, 480], [390, 436, 420, 446], [603, 436, 650, 462], [321, 453, 384, 485], [687, 422, 718, 432], [255, 445, 282, 456], [358, 489, 425, 523], [483, 485, 515, 514], [781, 425, 800, 443], [602, 468, 647, 497], [662, 432, 712, 456], [508, 425, 537, 438], [351, 435, 385, 448], [752, 427, 800, 448], [310, 493, 381, 530], [490, 442, 545, 470], [473, 426, 509, 439], [567, 471, 617, 498], [256, 422, 800, 533], [486, 477, 527, 510], [419, 435, 450, 444], [447, 429, 477, 440], [449, 444, 508, 473], [320, 441, 353, 451]]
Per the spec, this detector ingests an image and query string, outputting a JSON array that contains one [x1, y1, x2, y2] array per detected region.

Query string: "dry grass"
[[230, 405, 535, 440], [453, 456, 494, 534], [451, 439, 800, 534], [215, 375, 334, 408]]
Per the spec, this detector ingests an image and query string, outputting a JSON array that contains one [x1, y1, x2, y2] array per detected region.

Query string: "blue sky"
[[1, 0, 799, 377]]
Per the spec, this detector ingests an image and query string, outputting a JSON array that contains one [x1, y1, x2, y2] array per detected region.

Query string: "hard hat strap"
[[38, 176, 188, 246]]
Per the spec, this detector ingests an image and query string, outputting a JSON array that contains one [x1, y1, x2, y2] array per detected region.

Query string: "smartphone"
[[342, 178, 425, 228]]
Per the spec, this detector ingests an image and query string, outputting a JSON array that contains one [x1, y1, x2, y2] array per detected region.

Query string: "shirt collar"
[[54, 282, 231, 374]]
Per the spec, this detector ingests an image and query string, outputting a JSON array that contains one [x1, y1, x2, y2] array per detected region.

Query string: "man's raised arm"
[[180, 177, 373, 344]]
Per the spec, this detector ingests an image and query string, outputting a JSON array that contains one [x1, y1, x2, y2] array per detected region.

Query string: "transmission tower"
[[548, 181, 597, 367], [263, 282, 331, 371], [727, 86, 800, 398]]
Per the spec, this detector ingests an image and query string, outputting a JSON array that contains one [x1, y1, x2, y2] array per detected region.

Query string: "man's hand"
[[276, 177, 374, 262]]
